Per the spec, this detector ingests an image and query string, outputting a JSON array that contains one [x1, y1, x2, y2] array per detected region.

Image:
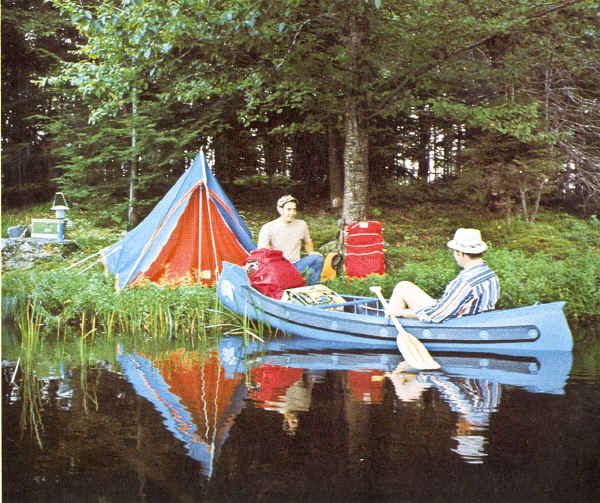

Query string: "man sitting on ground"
[[258, 195, 324, 285], [387, 228, 500, 323]]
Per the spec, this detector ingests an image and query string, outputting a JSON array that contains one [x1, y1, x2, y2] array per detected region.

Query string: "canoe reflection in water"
[[219, 335, 572, 465]]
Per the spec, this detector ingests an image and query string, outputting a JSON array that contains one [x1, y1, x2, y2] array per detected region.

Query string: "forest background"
[[2, 0, 600, 332]]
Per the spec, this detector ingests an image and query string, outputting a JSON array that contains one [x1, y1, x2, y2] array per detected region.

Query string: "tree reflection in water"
[[3, 332, 590, 503]]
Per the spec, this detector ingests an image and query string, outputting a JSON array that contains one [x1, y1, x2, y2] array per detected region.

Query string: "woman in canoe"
[[387, 228, 500, 323]]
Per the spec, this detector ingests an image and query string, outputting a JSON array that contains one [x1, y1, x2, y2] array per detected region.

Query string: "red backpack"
[[245, 248, 306, 299], [344, 221, 386, 278]]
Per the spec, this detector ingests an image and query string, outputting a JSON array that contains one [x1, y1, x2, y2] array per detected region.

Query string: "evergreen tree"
[[1, 0, 79, 206]]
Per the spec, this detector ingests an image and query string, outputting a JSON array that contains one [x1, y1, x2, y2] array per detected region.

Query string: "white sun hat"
[[447, 228, 488, 254]]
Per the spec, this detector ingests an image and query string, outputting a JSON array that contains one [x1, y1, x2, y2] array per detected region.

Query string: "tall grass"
[[15, 303, 45, 448], [2, 268, 228, 340], [3, 200, 599, 340]]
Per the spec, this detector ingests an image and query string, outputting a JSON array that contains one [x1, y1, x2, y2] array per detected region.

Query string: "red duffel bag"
[[245, 248, 306, 299]]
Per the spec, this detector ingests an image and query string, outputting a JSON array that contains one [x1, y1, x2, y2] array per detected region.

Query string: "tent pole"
[[202, 156, 219, 281], [198, 183, 203, 279], [206, 190, 219, 280]]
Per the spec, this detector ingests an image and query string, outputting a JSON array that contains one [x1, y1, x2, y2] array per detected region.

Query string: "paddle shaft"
[[369, 286, 441, 370]]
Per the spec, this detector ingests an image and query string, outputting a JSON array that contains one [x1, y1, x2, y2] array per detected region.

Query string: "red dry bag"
[[344, 221, 385, 278], [245, 248, 306, 299]]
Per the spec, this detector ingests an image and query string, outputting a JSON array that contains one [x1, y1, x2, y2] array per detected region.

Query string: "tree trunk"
[[328, 123, 343, 209], [342, 94, 369, 223], [443, 124, 453, 177], [263, 132, 279, 177], [530, 179, 545, 223], [291, 134, 307, 181], [214, 134, 235, 183], [262, 116, 282, 177], [455, 126, 464, 177], [519, 185, 529, 223], [128, 89, 138, 228], [17, 147, 23, 191], [341, 11, 368, 224], [417, 117, 430, 180], [505, 200, 512, 224]]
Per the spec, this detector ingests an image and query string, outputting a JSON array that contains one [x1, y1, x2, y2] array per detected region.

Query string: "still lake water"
[[2, 325, 600, 503]]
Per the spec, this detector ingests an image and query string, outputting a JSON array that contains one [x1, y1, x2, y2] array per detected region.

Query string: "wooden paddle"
[[369, 286, 441, 370]]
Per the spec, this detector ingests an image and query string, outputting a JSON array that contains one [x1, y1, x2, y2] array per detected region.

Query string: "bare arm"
[[257, 224, 271, 249]]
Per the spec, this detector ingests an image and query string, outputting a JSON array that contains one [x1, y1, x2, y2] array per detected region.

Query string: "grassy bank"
[[2, 187, 600, 340]]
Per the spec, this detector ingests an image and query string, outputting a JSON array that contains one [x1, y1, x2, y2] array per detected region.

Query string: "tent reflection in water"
[[116, 345, 247, 478], [101, 151, 255, 290]]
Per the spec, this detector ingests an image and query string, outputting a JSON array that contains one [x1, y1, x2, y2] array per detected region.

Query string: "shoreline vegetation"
[[2, 184, 599, 342]]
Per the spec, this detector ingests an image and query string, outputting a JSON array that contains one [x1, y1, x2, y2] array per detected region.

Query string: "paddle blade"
[[394, 329, 441, 370], [369, 286, 441, 370]]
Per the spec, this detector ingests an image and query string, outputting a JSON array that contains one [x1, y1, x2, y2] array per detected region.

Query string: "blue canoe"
[[217, 262, 573, 353]]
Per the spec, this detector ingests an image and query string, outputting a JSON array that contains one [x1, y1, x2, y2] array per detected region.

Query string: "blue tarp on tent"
[[101, 151, 255, 290]]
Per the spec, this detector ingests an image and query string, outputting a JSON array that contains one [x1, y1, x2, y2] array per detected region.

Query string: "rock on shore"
[[1, 238, 79, 271]]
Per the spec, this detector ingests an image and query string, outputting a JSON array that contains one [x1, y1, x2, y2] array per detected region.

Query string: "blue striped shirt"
[[416, 263, 500, 323]]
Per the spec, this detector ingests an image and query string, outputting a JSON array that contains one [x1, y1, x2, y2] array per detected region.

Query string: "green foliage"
[[2, 0, 78, 207], [4, 0, 600, 217], [2, 202, 48, 237], [329, 249, 458, 298], [5, 0, 594, 217], [1, 269, 220, 340], [2, 196, 599, 344], [489, 249, 600, 322], [430, 101, 551, 143], [378, 179, 464, 207], [4, 1, 600, 336], [229, 175, 304, 211], [502, 226, 575, 258], [304, 214, 341, 250]]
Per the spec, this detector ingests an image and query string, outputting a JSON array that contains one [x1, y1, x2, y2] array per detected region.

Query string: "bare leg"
[[388, 281, 435, 316]]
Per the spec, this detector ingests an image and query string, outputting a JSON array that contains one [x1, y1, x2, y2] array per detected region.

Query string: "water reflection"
[[16, 353, 45, 448], [116, 345, 246, 478], [218, 336, 573, 465], [7, 331, 106, 450], [4, 326, 595, 502], [247, 364, 317, 435], [426, 375, 501, 464], [114, 336, 574, 472], [380, 360, 499, 463]]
